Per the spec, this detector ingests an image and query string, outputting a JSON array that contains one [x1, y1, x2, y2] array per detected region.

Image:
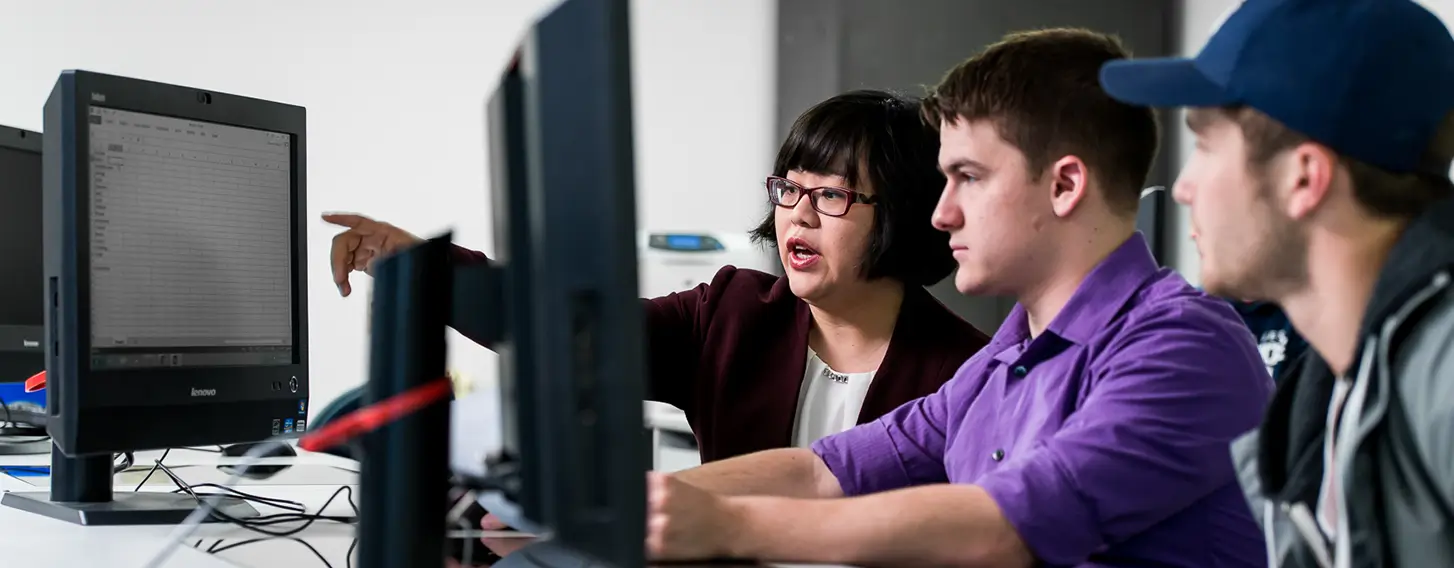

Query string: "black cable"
[[133, 448, 171, 490], [160, 463, 307, 513], [206, 537, 333, 568], [177, 483, 307, 513], [156, 461, 358, 537], [0, 394, 46, 438], [149, 456, 359, 567], [115, 452, 134, 474], [346, 537, 357, 568]]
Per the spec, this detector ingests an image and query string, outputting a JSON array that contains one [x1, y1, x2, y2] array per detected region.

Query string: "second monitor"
[[0, 70, 309, 525], [0, 124, 45, 410]]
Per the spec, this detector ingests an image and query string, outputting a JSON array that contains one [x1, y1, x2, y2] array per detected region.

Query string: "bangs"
[[752, 89, 955, 286], [773, 99, 874, 189]]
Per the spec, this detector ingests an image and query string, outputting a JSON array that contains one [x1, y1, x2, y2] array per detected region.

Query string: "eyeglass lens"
[[768, 178, 853, 216]]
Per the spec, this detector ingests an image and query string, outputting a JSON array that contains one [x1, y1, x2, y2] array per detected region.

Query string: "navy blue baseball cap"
[[1100, 0, 1454, 176]]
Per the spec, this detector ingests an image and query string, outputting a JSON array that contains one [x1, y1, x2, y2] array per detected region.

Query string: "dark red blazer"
[[452, 248, 990, 462]]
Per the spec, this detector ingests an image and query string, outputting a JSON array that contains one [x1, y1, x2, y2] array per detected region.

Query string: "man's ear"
[[1048, 155, 1089, 218], [1282, 142, 1336, 220]]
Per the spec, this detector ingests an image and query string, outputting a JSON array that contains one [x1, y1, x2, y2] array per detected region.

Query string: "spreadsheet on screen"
[[87, 107, 293, 367]]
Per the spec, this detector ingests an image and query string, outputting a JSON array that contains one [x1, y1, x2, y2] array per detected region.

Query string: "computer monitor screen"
[[0, 126, 44, 388], [0, 70, 310, 527], [86, 107, 293, 370]]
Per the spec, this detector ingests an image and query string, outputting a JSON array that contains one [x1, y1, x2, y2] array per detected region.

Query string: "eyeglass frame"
[[764, 176, 878, 217]]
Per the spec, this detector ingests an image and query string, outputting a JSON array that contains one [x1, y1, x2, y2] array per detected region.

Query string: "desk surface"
[[0, 447, 845, 568], [0, 447, 361, 568]]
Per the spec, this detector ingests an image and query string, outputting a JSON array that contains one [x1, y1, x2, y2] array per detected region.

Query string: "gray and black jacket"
[[1233, 196, 1454, 568]]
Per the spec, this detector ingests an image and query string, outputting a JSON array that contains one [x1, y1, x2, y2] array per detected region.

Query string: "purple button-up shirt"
[[812, 233, 1273, 567]]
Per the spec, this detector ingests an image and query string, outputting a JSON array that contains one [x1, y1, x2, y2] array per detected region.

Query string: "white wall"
[[0, 0, 776, 415], [1168, 0, 1454, 285]]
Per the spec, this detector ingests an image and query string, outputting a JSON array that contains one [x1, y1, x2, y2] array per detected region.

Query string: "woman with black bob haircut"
[[749, 89, 962, 291], [323, 89, 989, 466]]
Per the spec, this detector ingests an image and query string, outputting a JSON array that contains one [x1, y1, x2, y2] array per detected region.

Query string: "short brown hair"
[[922, 28, 1159, 215], [1187, 106, 1454, 218]]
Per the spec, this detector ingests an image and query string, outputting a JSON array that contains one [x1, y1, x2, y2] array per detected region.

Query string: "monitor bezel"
[[46, 70, 308, 452], [0, 124, 44, 384]]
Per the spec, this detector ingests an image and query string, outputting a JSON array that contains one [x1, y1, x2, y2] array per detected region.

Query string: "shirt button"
[[1011, 365, 1029, 377], [991, 449, 1005, 462]]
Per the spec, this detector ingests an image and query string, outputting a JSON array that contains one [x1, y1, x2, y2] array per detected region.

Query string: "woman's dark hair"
[[749, 89, 954, 287]]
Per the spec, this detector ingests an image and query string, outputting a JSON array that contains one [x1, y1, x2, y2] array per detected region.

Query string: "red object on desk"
[[24, 371, 45, 393], [298, 376, 453, 452]]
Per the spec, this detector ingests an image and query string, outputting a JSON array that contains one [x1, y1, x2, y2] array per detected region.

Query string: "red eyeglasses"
[[765, 176, 877, 217]]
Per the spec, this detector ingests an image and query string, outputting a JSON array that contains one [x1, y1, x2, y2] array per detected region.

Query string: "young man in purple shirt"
[[645, 29, 1274, 566]]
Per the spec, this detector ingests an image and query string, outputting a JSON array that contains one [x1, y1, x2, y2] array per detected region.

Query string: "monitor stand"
[[0, 443, 259, 525]]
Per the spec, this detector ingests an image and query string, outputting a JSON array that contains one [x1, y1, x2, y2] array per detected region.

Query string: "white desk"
[[0, 447, 845, 568], [0, 447, 361, 568]]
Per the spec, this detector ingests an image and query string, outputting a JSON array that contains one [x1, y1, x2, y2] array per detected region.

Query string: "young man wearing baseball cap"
[[1100, 1, 1454, 567]]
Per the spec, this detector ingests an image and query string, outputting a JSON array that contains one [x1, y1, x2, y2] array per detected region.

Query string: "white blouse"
[[790, 349, 877, 447]]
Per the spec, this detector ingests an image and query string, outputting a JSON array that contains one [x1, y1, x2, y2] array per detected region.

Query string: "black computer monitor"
[[0, 70, 309, 525], [0, 125, 45, 391], [0, 124, 49, 446], [356, 0, 646, 566], [481, 0, 647, 564]]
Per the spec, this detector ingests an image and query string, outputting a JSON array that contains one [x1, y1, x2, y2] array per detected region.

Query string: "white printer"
[[636, 230, 778, 298]]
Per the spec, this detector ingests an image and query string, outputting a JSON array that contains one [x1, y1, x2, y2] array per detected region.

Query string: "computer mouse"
[[217, 441, 296, 479]]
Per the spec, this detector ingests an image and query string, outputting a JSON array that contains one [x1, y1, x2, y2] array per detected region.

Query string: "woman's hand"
[[322, 212, 423, 296]]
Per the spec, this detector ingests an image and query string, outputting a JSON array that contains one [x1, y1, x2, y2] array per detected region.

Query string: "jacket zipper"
[[1332, 270, 1450, 568]]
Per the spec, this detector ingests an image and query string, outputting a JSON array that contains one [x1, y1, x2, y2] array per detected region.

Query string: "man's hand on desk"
[[323, 212, 423, 296], [646, 471, 746, 561], [645, 469, 1035, 566]]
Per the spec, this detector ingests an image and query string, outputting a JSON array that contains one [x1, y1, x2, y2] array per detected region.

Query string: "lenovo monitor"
[[0, 125, 45, 394], [0, 70, 309, 525], [0, 124, 48, 446]]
